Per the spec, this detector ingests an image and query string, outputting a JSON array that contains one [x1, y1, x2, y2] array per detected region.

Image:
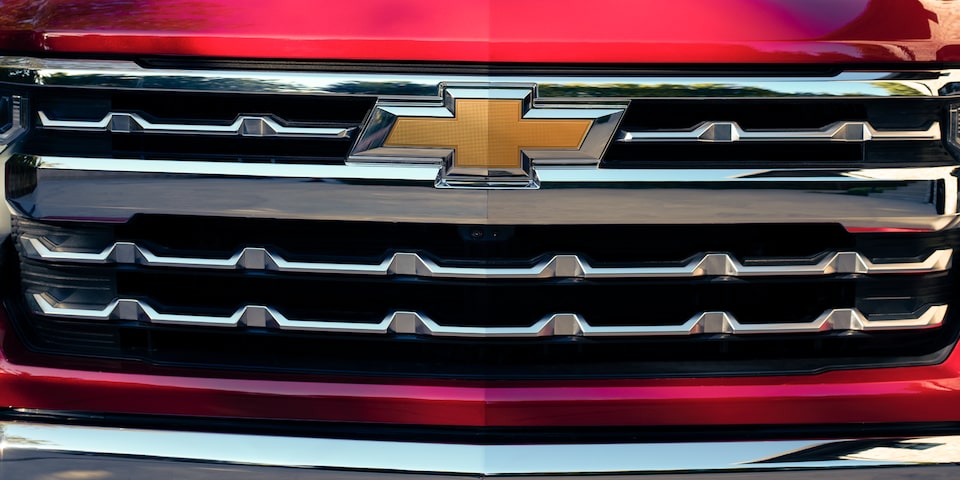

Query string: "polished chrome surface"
[[20, 236, 953, 278], [38, 111, 353, 138], [12, 154, 956, 230], [28, 154, 440, 179], [0, 95, 25, 153], [2, 58, 959, 97], [29, 293, 947, 336], [619, 121, 941, 143], [28, 154, 959, 184], [950, 105, 959, 153], [5, 421, 960, 479]]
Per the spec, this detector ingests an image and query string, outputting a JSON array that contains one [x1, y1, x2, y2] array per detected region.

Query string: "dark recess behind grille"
[[603, 98, 955, 167], [22, 131, 355, 163], [31, 88, 373, 124], [18, 216, 863, 265], [616, 98, 943, 130]]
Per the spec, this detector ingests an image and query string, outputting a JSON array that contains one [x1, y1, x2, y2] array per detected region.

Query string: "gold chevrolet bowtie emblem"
[[350, 86, 625, 188], [384, 99, 592, 170]]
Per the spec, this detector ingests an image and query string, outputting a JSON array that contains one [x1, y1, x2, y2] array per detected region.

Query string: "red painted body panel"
[[0, 0, 958, 63], [2, 1, 960, 433], [4, 307, 960, 427]]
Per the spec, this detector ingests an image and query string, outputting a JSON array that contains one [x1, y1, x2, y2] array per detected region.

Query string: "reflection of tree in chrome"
[[325, 82, 437, 97], [2, 434, 54, 446], [540, 81, 932, 98], [540, 84, 788, 98], [41, 72, 297, 94], [750, 435, 960, 465]]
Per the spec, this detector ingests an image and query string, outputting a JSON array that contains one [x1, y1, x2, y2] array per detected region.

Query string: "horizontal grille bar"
[[29, 293, 947, 337], [13, 155, 955, 229], [29, 155, 959, 182], [37, 111, 354, 138], [618, 121, 941, 143], [19, 236, 954, 278], [3, 58, 957, 97]]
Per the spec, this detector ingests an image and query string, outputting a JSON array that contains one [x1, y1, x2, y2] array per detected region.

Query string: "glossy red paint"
[[3, 307, 960, 427], [0, 0, 958, 63]]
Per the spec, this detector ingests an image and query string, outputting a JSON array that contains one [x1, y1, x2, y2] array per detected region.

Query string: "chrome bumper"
[[4, 421, 960, 479]]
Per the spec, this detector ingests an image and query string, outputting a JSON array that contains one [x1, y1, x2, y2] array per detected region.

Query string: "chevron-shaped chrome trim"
[[20, 236, 953, 278], [618, 121, 941, 143], [30, 293, 947, 337], [37, 111, 353, 138]]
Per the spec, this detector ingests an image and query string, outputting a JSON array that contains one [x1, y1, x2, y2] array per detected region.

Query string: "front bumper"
[[4, 420, 960, 479]]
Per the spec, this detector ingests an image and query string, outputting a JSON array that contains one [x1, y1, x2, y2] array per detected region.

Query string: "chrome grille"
[[2, 57, 960, 378]]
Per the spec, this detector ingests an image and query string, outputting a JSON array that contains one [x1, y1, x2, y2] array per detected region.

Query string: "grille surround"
[[2, 58, 960, 379]]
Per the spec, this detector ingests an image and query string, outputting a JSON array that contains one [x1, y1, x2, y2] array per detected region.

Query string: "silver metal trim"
[[619, 121, 942, 143], [31, 154, 441, 180], [6, 421, 960, 478], [15, 155, 957, 230], [0, 94, 26, 153], [37, 111, 353, 138], [29, 293, 947, 337], [3, 57, 959, 98], [20, 236, 953, 278], [30, 154, 959, 184], [949, 105, 960, 153]]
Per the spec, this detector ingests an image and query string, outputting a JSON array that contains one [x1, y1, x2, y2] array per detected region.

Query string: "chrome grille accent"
[[618, 121, 941, 143], [950, 105, 960, 151], [14, 155, 958, 230], [3, 57, 957, 97], [19, 236, 954, 278], [0, 94, 24, 142], [30, 294, 948, 337], [37, 111, 354, 138]]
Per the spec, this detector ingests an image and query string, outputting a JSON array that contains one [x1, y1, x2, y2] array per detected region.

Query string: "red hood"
[[0, 0, 958, 63]]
